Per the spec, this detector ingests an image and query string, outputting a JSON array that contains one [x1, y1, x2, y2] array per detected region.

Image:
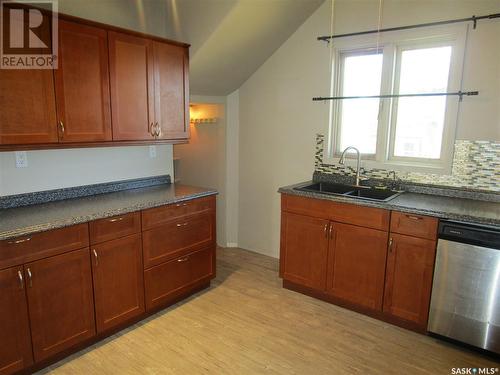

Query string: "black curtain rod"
[[312, 91, 479, 102], [317, 13, 500, 41]]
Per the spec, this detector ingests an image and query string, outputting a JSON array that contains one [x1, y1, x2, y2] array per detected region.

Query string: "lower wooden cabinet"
[[326, 222, 388, 310], [91, 234, 145, 333], [0, 267, 33, 375], [383, 233, 436, 327], [280, 212, 329, 290], [144, 247, 214, 310], [25, 248, 96, 362]]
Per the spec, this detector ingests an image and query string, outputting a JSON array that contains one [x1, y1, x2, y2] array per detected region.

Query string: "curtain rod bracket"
[[472, 15, 477, 29]]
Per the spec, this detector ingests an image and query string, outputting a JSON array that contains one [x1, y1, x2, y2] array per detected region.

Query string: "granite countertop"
[[279, 181, 500, 227], [0, 184, 218, 241]]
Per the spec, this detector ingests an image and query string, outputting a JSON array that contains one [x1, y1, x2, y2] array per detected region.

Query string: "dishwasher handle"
[[439, 220, 500, 250]]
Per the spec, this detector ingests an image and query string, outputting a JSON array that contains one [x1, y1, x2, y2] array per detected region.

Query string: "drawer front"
[[282, 194, 390, 231], [142, 213, 214, 268], [390, 211, 438, 240], [89, 212, 141, 244], [141, 196, 215, 230], [0, 224, 89, 270], [144, 247, 214, 310]]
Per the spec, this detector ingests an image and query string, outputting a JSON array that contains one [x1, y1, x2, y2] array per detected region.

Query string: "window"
[[328, 26, 466, 172]]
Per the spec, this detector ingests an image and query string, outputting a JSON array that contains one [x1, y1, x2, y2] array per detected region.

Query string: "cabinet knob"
[[17, 270, 24, 289], [150, 122, 155, 137], [26, 268, 32, 288], [93, 249, 99, 265], [59, 121, 65, 134]]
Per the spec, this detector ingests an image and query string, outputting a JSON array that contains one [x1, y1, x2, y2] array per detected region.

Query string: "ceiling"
[[166, 0, 326, 96], [55, 0, 324, 96]]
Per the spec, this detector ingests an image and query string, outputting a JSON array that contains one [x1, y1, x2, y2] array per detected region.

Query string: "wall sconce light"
[[189, 104, 217, 125]]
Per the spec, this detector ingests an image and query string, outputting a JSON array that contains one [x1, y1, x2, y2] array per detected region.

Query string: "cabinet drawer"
[[144, 247, 214, 310], [282, 194, 390, 231], [142, 212, 214, 268], [89, 212, 141, 244], [141, 196, 215, 230], [0, 224, 89, 270], [390, 211, 438, 240]]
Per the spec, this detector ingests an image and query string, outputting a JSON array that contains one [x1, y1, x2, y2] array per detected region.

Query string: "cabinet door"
[[25, 248, 95, 362], [280, 212, 329, 290], [91, 234, 145, 333], [109, 31, 155, 141], [0, 10, 57, 145], [383, 233, 436, 327], [326, 222, 388, 310], [153, 42, 189, 139], [0, 70, 57, 145], [54, 20, 112, 142], [0, 267, 33, 375], [144, 247, 214, 310]]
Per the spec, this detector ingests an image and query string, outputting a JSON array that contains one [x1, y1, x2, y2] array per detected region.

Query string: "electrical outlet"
[[15, 151, 28, 168], [149, 145, 157, 158]]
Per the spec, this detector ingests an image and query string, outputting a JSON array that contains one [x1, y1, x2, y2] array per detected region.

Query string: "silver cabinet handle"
[[93, 249, 98, 265], [324, 223, 328, 238], [406, 215, 422, 221], [59, 120, 65, 133], [150, 122, 155, 137], [329, 224, 334, 239], [18, 270, 24, 289], [8, 237, 31, 244], [154, 122, 161, 137], [389, 238, 393, 252], [177, 256, 189, 263], [26, 268, 32, 288], [176, 203, 188, 207], [176, 222, 189, 227], [108, 217, 124, 223]]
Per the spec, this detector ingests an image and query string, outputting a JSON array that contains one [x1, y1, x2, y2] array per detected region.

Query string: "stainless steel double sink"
[[294, 182, 403, 202]]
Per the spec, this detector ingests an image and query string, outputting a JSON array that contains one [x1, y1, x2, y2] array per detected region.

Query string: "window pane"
[[393, 46, 452, 159], [339, 52, 383, 154]]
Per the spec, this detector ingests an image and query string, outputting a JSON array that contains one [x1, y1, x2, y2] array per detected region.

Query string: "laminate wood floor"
[[38, 248, 498, 375]]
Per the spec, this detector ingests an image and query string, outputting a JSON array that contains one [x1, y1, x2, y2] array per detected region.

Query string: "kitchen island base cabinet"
[[26, 248, 96, 362], [91, 234, 145, 333], [383, 233, 436, 328], [280, 212, 329, 290], [144, 247, 215, 310], [0, 267, 33, 375], [326, 223, 388, 310]]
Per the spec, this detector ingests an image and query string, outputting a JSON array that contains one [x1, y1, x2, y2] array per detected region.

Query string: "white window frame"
[[324, 24, 468, 174]]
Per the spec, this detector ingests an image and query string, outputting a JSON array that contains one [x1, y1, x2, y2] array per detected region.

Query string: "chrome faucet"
[[339, 146, 362, 187]]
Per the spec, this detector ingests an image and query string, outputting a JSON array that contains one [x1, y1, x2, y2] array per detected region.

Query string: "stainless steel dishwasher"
[[428, 220, 500, 354]]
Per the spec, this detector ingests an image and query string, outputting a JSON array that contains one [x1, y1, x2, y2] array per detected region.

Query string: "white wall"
[[237, 0, 500, 258], [0, 146, 173, 196], [225, 90, 240, 247], [0, 1, 175, 197], [174, 96, 227, 246]]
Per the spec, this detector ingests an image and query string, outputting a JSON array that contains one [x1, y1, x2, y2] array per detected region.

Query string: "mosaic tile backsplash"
[[314, 134, 500, 192]]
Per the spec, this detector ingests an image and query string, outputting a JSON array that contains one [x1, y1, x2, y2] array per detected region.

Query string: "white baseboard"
[[226, 242, 239, 248]]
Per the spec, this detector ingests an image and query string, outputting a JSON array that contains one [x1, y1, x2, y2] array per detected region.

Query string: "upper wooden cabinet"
[[0, 11, 190, 150], [0, 10, 56, 146], [0, 266, 33, 375], [0, 69, 57, 145], [55, 20, 112, 142], [109, 31, 156, 141], [153, 42, 190, 139]]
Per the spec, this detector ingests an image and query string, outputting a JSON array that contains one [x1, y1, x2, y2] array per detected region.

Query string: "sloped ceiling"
[[56, 0, 325, 96], [170, 0, 326, 96]]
